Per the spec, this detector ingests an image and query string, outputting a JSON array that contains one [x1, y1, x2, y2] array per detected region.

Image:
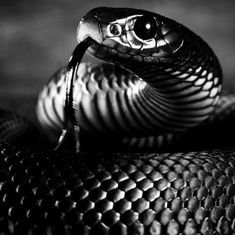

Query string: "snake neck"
[[106, 36, 222, 135], [37, 33, 222, 139]]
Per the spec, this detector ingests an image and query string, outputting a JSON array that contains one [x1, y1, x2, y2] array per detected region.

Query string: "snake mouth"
[[84, 40, 161, 64]]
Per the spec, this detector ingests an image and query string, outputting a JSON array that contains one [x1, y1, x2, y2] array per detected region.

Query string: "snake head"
[[77, 7, 184, 64]]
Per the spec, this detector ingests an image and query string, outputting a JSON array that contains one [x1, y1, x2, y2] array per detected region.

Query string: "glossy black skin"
[[80, 7, 222, 84]]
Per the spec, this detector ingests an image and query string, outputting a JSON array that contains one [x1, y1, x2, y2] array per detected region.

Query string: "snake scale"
[[0, 7, 234, 235]]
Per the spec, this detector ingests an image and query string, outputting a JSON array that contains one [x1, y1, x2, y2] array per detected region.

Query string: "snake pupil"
[[133, 15, 158, 40]]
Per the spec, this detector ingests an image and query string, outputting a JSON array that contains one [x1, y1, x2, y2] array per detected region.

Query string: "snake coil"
[[0, 7, 235, 235]]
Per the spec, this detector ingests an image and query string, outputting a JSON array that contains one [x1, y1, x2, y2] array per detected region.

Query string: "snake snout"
[[77, 15, 103, 44]]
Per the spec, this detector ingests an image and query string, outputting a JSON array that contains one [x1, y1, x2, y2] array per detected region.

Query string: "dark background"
[[0, 0, 235, 122]]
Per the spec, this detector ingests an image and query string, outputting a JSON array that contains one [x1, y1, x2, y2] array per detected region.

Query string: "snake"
[[0, 7, 234, 235]]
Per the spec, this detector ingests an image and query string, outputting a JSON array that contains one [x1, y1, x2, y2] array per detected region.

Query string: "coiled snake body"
[[0, 7, 235, 235]]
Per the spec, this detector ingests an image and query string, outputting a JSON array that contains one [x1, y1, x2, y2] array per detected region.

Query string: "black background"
[[0, 0, 234, 123]]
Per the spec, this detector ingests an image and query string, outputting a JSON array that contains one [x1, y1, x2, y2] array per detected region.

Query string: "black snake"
[[0, 7, 234, 235]]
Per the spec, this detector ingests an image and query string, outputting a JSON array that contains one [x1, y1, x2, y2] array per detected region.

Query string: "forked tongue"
[[55, 37, 95, 152]]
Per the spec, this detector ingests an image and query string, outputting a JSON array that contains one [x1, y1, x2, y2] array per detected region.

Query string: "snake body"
[[37, 7, 223, 151], [0, 7, 234, 234]]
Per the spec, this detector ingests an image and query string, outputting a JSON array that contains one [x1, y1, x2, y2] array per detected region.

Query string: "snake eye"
[[133, 15, 158, 40]]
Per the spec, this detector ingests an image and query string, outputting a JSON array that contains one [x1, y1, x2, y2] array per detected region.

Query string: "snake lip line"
[[84, 39, 161, 64]]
